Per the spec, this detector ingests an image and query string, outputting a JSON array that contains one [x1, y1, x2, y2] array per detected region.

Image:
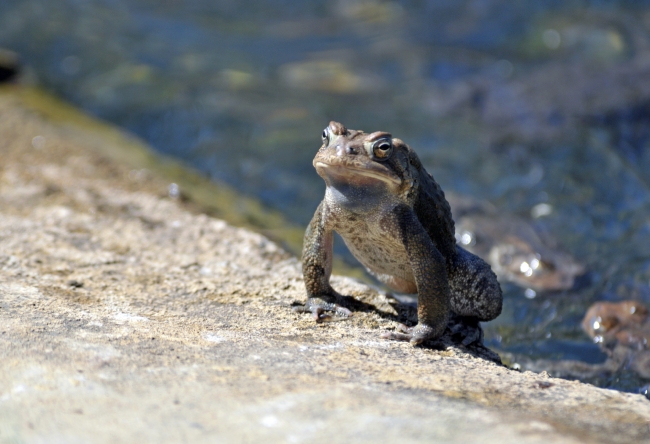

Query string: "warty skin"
[[295, 121, 502, 345]]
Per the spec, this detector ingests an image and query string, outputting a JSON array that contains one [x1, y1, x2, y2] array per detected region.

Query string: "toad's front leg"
[[294, 202, 352, 322], [381, 205, 451, 345]]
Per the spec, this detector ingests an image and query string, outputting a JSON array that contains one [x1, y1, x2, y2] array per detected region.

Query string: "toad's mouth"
[[314, 161, 401, 187]]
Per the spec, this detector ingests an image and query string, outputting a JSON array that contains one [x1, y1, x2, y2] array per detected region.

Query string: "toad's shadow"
[[292, 292, 502, 365], [382, 295, 502, 364]]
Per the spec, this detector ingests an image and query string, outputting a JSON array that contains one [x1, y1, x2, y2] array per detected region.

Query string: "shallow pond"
[[3, 0, 650, 393]]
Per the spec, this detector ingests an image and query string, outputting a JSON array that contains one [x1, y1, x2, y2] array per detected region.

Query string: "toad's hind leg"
[[449, 246, 502, 320], [447, 246, 502, 345]]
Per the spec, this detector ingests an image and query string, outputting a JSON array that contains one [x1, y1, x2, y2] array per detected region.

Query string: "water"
[[2, 0, 650, 393]]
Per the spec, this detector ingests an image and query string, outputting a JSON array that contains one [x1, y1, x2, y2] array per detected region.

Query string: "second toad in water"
[[295, 121, 503, 345]]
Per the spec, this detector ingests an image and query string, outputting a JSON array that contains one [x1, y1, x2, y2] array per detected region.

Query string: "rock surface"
[[1, 87, 649, 443]]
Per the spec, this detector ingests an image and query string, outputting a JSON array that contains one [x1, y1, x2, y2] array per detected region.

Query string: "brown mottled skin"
[[295, 121, 503, 345]]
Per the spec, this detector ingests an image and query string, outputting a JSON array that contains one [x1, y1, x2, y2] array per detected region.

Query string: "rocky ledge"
[[1, 86, 649, 443]]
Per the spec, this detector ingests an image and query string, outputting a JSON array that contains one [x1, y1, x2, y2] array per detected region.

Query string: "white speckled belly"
[[333, 213, 415, 289]]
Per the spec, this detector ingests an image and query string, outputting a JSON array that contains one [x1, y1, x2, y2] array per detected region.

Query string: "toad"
[[295, 122, 503, 345]]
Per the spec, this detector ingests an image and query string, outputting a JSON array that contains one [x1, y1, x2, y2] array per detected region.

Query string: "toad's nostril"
[[346, 146, 357, 155]]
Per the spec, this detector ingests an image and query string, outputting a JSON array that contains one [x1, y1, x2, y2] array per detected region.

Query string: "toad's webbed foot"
[[449, 315, 484, 346], [381, 323, 437, 346], [293, 296, 352, 323]]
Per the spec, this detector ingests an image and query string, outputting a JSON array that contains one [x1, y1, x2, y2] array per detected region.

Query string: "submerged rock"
[[519, 300, 650, 392], [0, 48, 19, 83], [582, 300, 650, 379], [448, 193, 585, 291]]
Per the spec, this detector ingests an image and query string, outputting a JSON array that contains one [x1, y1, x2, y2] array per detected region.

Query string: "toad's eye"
[[372, 138, 393, 160], [322, 127, 330, 144]]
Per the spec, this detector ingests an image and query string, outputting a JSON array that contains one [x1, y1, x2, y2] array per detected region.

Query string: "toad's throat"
[[315, 161, 401, 212]]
